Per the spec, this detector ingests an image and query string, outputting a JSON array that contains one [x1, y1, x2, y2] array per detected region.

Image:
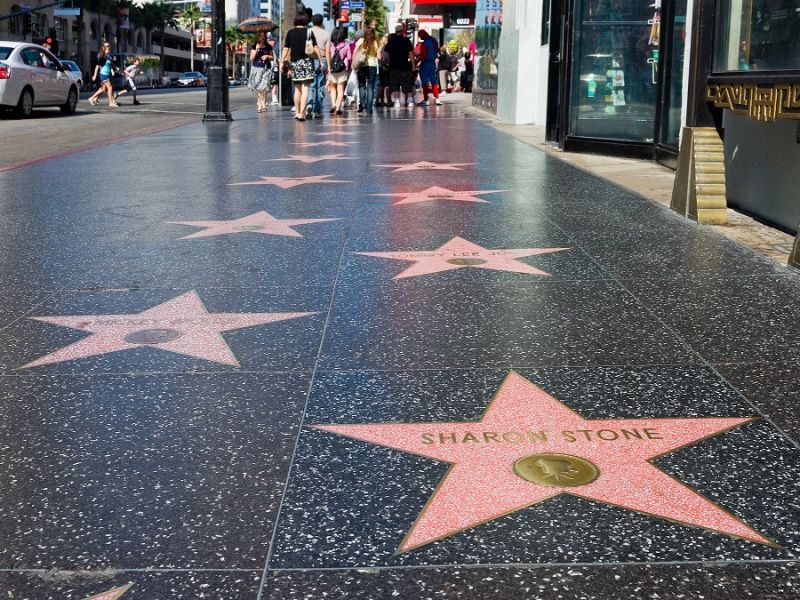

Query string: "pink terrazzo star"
[[292, 140, 354, 148], [264, 154, 355, 164], [314, 371, 773, 553], [19, 290, 316, 369], [373, 161, 476, 172], [82, 583, 134, 600], [356, 236, 569, 279], [229, 174, 352, 188], [370, 185, 507, 205], [168, 210, 339, 239]]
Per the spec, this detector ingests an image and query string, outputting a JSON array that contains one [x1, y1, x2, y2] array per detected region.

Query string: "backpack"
[[330, 44, 346, 73]]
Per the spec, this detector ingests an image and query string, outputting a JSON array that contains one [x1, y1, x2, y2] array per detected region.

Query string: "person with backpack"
[[415, 29, 441, 106], [326, 27, 351, 116]]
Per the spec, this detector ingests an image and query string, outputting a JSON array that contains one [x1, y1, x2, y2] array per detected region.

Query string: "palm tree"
[[181, 3, 202, 71], [150, 0, 179, 77], [140, 1, 162, 56], [225, 25, 249, 80]]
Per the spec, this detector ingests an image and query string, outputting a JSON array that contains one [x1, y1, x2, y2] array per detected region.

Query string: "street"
[[0, 86, 255, 171]]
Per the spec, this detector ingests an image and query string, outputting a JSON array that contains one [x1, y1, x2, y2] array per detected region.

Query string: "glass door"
[[656, 0, 688, 156], [568, 0, 661, 143]]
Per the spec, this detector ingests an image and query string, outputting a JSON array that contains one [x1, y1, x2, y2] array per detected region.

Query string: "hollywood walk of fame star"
[[82, 583, 134, 600], [229, 174, 352, 189], [19, 291, 316, 369], [264, 154, 355, 164], [355, 236, 569, 279], [168, 210, 340, 239], [370, 185, 508, 206], [292, 140, 354, 148], [313, 371, 774, 553], [373, 161, 477, 172]]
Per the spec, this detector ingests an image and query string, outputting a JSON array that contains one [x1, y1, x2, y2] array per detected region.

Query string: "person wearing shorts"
[[326, 27, 351, 115], [384, 24, 414, 107], [88, 42, 117, 107], [281, 13, 322, 121], [415, 30, 440, 106], [115, 57, 142, 105]]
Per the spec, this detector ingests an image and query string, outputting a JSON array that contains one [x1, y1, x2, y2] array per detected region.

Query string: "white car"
[[177, 71, 206, 87], [0, 41, 79, 117], [60, 59, 83, 90]]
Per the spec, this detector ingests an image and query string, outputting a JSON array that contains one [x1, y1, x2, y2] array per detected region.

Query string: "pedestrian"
[[375, 34, 391, 107], [326, 27, 351, 115], [267, 33, 280, 105], [248, 30, 274, 113], [437, 45, 451, 97], [353, 27, 380, 115], [308, 14, 330, 119], [384, 23, 415, 108], [463, 50, 474, 93], [415, 30, 441, 106], [88, 42, 118, 107], [281, 13, 322, 122], [115, 56, 142, 105]]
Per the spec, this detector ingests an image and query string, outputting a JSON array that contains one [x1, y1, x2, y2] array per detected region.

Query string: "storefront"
[[545, 0, 688, 164], [702, 0, 800, 234]]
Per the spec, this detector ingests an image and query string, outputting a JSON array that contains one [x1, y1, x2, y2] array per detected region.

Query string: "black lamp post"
[[203, 0, 232, 122]]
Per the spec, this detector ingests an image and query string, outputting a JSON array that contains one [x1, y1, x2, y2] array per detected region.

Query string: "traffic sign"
[[349, 1, 365, 7], [350, 13, 362, 21], [54, 8, 80, 15]]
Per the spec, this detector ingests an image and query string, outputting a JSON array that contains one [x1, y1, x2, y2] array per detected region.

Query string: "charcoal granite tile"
[[0, 373, 308, 569], [263, 562, 800, 600], [0, 569, 261, 599], [319, 280, 697, 369]]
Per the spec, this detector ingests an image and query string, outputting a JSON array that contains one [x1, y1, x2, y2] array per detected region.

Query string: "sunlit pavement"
[[0, 98, 799, 599]]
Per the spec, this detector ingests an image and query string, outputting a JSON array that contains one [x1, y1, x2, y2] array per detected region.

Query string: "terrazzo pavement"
[[1, 101, 799, 599]]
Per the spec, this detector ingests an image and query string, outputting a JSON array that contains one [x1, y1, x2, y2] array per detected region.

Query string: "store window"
[[569, 0, 661, 142], [714, 0, 800, 72]]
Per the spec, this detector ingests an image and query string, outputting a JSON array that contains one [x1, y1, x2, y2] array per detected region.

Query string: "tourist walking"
[[384, 23, 415, 108], [326, 27, 351, 115], [88, 42, 118, 107], [281, 13, 323, 122], [249, 30, 274, 113], [437, 45, 451, 96], [353, 27, 380, 115], [308, 14, 330, 118], [415, 30, 440, 106], [114, 56, 142, 105]]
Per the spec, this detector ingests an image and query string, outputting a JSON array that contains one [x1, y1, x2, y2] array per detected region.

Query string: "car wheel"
[[15, 87, 33, 118], [61, 86, 78, 114]]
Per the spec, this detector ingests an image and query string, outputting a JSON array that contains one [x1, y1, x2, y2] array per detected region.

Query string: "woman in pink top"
[[326, 27, 352, 115]]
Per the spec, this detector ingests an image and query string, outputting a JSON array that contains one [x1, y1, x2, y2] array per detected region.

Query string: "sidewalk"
[[465, 97, 796, 265], [0, 98, 799, 599]]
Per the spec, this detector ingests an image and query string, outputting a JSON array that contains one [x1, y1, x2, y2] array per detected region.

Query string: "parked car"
[[177, 71, 206, 87], [60, 59, 83, 90], [0, 41, 79, 117]]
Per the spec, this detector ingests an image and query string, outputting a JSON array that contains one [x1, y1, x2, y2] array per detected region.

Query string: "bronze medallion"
[[447, 258, 487, 266], [233, 224, 266, 231], [124, 328, 183, 345], [513, 453, 600, 488]]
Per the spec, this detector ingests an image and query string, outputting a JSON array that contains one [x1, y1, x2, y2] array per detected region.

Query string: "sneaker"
[[89, 97, 97, 106], [407, 100, 415, 107], [109, 102, 119, 108], [393, 100, 401, 108], [435, 99, 443, 106], [416, 100, 429, 107]]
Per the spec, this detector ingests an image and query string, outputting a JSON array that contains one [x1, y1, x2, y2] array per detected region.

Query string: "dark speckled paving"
[[0, 105, 799, 599]]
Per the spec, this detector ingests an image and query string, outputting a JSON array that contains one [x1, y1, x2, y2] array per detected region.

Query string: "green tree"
[[181, 2, 203, 71], [363, 0, 386, 37]]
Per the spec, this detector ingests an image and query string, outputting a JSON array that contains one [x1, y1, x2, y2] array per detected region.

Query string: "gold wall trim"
[[706, 83, 800, 122]]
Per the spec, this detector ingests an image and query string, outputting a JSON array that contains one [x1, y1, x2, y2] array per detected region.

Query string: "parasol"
[[237, 16, 278, 33]]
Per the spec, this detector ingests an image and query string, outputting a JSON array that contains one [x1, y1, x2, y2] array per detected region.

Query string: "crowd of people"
[[248, 13, 475, 121]]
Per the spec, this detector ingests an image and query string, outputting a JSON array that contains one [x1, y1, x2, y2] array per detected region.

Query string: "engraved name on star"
[[313, 371, 774, 553], [19, 290, 316, 369], [168, 210, 340, 239], [229, 174, 352, 188], [370, 185, 507, 205], [82, 583, 134, 600], [355, 236, 569, 279], [264, 154, 355, 164], [373, 161, 476, 172]]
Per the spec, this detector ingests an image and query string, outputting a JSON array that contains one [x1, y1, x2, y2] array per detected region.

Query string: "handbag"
[[352, 45, 367, 71], [305, 29, 317, 58]]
